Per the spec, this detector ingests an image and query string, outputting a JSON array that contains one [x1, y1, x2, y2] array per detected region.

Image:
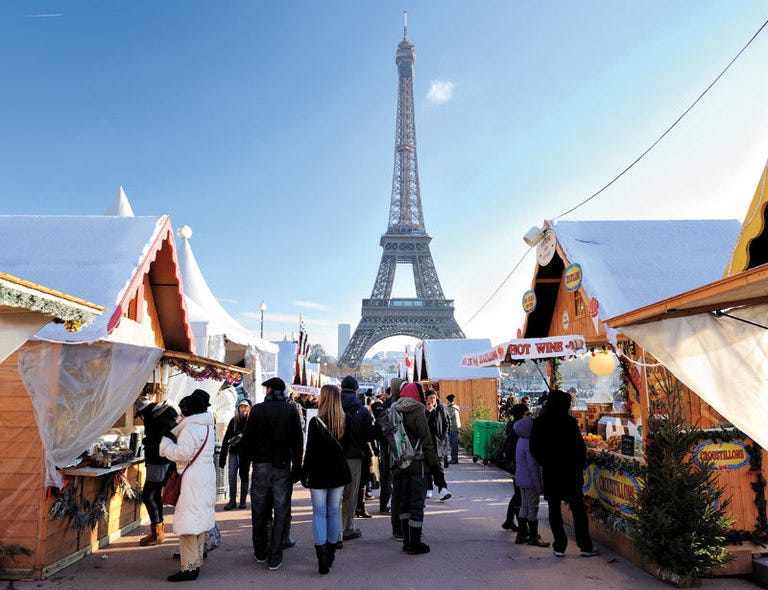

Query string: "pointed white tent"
[[105, 186, 135, 217], [175, 226, 278, 402]]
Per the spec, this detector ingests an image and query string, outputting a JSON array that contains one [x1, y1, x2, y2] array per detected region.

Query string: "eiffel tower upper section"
[[339, 15, 464, 368]]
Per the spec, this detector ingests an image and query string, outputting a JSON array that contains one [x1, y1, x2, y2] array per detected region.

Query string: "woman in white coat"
[[160, 392, 217, 582]]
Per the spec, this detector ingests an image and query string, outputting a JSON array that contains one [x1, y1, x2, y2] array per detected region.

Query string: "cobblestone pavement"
[[11, 453, 760, 590]]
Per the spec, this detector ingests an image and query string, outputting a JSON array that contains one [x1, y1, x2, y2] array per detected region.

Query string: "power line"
[[462, 247, 532, 328], [464, 17, 768, 328], [553, 17, 768, 221]]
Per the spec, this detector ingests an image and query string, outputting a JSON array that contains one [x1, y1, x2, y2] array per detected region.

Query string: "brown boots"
[[139, 523, 165, 546]]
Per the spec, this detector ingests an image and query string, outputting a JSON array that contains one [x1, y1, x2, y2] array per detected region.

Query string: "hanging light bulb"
[[589, 349, 617, 376]]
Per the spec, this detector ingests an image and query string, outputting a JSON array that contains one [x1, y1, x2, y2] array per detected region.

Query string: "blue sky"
[[2, 2, 768, 356]]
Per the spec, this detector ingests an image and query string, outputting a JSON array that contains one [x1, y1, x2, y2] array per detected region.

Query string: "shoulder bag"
[[162, 426, 209, 506]]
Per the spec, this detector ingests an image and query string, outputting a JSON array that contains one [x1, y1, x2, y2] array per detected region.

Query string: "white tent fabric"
[[0, 312, 52, 365], [18, 340, 162, 487], [105, 187, 135, 217], [175, 234, 277, 398], [620, 303, 768, 450]]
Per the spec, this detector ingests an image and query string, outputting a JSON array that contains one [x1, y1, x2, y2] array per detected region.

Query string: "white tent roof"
[[422, 338, 500, 380], [105, 186, 135, 217], [551, 219, 741, 320], [176, 232, 278, 354], [0, 215, 167, 343]]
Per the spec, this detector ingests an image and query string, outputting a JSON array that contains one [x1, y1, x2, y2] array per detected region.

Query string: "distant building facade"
[[337, 324, 350, 358]]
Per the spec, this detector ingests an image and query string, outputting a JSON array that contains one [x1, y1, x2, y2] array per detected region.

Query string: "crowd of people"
[[133, 380, 595, 582]]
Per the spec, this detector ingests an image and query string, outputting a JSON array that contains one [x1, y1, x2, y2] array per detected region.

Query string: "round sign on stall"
[[522, 290, 537, 313], [536, 231, 556, 266], [564, 263, 583, 292]]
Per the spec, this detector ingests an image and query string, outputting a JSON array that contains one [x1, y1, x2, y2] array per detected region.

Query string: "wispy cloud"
[[217, 297, 238, 304], [293, 300, 328, 311], [426, 80, 455, 105], [19, 13, 63, 18]]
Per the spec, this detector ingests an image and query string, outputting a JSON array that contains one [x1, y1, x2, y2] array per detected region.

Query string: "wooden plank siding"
[[422, 378, 500, 424]]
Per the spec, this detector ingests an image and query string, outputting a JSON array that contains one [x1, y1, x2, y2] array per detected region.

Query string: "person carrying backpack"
[[392, 382, 444, 555]]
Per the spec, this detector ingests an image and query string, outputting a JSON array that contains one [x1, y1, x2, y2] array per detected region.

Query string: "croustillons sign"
[[693, 440, 749, 471], [594, 468, 642, 514]]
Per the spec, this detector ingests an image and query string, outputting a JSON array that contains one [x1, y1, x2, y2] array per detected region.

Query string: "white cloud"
[[293, 300, 328, 311], [426, 80, 455, 105]]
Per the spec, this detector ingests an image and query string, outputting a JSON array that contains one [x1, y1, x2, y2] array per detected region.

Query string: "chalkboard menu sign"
[[621, 435, 635, 457]]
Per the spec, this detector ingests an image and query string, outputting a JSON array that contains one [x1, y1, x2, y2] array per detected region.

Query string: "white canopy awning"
[[608, 264, 768, 450]]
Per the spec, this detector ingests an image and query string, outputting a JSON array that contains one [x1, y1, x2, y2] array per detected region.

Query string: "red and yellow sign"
[[522, 290, 537, 313], [693, 440, 749, 471], [564, 263, 583, 292], [594, 468, 642, 514]]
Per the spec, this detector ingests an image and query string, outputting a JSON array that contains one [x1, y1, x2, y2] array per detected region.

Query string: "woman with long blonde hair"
[[301, 384, 351, 574]]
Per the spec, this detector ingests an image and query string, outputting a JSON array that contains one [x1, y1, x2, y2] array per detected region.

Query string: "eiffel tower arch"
[[340, 16, 464, 368]]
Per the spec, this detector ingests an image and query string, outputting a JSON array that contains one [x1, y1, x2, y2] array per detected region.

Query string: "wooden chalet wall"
[[423, 378, 499, 424], [0, 348, 45, 575]]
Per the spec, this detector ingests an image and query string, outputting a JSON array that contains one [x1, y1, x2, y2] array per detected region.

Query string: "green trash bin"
[[472, 420, 505, 464]]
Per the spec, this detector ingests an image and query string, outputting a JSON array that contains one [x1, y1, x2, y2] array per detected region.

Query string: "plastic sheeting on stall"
[[620, 303, 768, 451], [18, 341, 162, 488]]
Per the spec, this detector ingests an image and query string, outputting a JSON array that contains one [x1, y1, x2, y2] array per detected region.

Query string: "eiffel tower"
[[340, 15, 465, 368]]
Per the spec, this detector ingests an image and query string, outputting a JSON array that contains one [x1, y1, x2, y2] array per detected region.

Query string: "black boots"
[[405, 524, 430, 555], [400, 518, 411, 552], [325, 541, 337, 569], [167, 568, 199, 582], [239, 490, 248, 509], [515, 518, 529, 544], [502, 500, 519, 531], [527, 520, 551, 547], [223, 499, 237, 511], [315, 544, 329, 574]]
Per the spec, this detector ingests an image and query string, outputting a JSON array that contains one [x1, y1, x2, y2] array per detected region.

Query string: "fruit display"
[[583, 433, 606, 449], [606, 435, 623, 452]]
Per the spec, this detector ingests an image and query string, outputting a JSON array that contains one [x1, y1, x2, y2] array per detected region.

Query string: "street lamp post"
[[259, 301, 267, 339]]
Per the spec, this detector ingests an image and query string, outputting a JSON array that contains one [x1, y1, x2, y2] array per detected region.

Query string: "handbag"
[[162, 426, 209, 506]]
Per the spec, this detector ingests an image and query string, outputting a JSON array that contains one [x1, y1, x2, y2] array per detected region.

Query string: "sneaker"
[[238, 502, 247, 509], [392, 531, 404, 541], [426, 490, 433, 499], [449, 460, 459, 464], [439, 489, 452, 501], [267, 560, 282, 571], [553, 550, 565, 557], [342, 528, 362, 541], [282, 537, 296, 548], [580, 549, 600, 557], [253, 554, 267, 564]]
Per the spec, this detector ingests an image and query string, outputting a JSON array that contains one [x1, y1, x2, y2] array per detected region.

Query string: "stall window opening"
[[574, 290, 586, 317]]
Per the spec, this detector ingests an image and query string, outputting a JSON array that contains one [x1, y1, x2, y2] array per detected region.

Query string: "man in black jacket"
[[239, 377, 304, 571], [529, 389, 597, 558]]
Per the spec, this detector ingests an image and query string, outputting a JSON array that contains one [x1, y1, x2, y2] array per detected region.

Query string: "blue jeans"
[[250, 463, 291, 566], [449, 430, 460, 462], [228, 452, 249, 504], [310, 486, 344, 545]]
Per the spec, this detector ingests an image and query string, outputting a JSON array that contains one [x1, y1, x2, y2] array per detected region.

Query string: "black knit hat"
[[341, 375, 359, 391]]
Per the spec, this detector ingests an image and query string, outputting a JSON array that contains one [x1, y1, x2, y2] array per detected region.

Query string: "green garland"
[[586, 449, 647, 478], [551, 357, 562, 390], [49, 471, 142, 531], [0, 282, 98, 326]]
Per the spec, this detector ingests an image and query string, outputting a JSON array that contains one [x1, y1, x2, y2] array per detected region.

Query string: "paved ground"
[[11, 452, 761, 590]]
